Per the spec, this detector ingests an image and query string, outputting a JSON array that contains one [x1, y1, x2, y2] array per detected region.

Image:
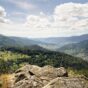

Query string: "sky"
[[0, 0, 88, 38]]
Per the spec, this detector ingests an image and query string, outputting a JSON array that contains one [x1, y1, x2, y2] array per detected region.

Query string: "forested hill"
[[0, 46, 88, 77], [0, 34, 17, 47], [58, 39, 88, 61], [0, 35, 43, 47]]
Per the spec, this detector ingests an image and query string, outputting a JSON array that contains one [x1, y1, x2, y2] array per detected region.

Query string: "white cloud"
[[0, 23, 59, 38], [53, 2, 88, 36], [0, 6, 11, 23], [26, 12, 51, 29], [0, 6, 6, 17], [25, 3, 88, 37], [0, 17, 11, 23], [0, 3, 88, 38]]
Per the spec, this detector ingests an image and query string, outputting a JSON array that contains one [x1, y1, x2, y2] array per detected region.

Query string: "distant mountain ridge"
[[0, 35, 43, 47], [0, 34, 88, 51], [35, 34, 88, 44], [0, 34, 17, 47], [34, 34, 88, 49]]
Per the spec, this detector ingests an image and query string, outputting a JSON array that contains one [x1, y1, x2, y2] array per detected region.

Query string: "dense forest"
[[0, 46, 88, 77]]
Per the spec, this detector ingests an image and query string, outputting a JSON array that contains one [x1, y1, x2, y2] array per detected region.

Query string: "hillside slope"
[[0, 35, 18, 47], [35, 34, 88, 48], [0, 47, 88, 75], [58, 39, 88, 61], [0, 35, 43, 48]]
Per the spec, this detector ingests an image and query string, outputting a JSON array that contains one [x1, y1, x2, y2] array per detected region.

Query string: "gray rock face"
[[13, 64, 88, 88]]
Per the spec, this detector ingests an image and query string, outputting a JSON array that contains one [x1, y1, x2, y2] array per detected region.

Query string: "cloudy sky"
[[0, 0, 88, 38]]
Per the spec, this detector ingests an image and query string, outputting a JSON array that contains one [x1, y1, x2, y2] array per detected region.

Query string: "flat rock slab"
[[43, 77, 88, 88]]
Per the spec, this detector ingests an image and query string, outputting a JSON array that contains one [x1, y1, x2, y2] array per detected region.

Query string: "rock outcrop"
[[12, 64, 88, 88], [43, 77, 88, 88]]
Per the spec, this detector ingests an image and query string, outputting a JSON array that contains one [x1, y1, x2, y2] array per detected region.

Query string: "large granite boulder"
[[12, 64, 88, 88]]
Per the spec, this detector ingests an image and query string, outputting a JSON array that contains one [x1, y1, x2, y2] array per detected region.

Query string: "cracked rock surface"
[[12, 64, 88, 88]]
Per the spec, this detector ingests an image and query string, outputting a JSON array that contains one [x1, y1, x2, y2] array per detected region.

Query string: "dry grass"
[[0, 74, 14, 88]]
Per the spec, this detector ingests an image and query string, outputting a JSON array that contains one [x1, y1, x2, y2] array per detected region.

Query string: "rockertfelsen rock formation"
[[11, 64, 88, 88]]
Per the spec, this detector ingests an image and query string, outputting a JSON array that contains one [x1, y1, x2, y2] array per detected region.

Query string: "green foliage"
[[0, 50, 29, 73], [0, 47, 88, 77], [67, 67, 88, 78], [0, 51, 29, 61]]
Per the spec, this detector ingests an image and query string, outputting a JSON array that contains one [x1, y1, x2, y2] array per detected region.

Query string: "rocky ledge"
[[11, 64, 88, 88]]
